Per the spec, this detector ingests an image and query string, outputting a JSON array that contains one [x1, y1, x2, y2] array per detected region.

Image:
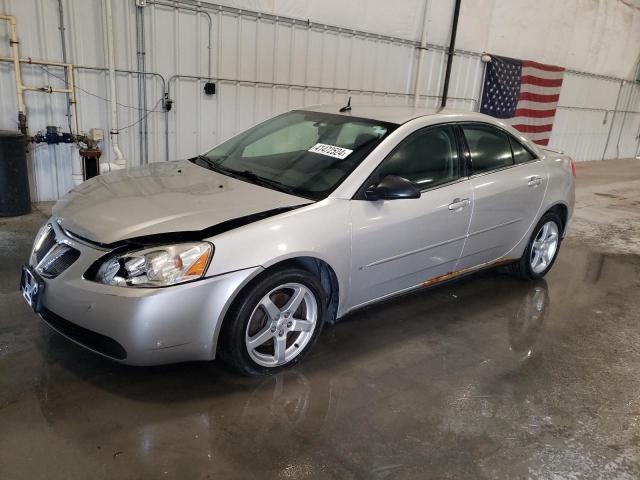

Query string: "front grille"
[[40, 308, 127, 360], [39, 245, 81, 278], [32, 223, 81, 278], [35, 226, 56, 263]]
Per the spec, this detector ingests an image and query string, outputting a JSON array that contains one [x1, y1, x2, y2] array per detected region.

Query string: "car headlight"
[[96, 242, 213, 287]]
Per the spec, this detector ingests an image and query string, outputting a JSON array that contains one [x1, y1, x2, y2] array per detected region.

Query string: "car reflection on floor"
[[28, 277, 549, 476]]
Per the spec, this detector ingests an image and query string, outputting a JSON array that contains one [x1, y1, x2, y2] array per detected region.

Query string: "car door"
[[349, 124, 473, 308], [456, 123, 548, 270]]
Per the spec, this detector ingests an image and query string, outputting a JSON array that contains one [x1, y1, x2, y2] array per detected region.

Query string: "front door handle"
[[527, 175, 543, 187], [448, 198, 470, 211]]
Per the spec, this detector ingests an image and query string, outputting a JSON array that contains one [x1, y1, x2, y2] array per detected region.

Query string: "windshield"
[[192, 110, 397, 200]]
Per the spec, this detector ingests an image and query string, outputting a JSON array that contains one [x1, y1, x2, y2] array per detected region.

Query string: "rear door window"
[[462, 124, 514, 174]]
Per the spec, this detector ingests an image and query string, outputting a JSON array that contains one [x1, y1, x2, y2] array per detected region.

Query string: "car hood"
[[53, 160, 309, 244]]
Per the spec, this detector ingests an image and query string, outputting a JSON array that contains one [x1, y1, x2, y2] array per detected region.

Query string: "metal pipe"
[[602, 80, 625, 160], [67, 62, 82, 186], [95, 0, 640, 86], [135, 3, 150, 164], [22, 86, 73, 93], [476, 54, 489, 112], [0, 55, 79, 134], [75, 65, 166, 91], [615, 84, 634, 159], [148, 1, 213, 80], [160, 0, 439, 52], [166, 74, 479, 105], [0, 14, 27, 132], [136, 5, 143, 164], [0, 55, 69, 67], [0, 57, 167, 93], [0, 19, 81, 136], [565, 68, 630, 83], [66, 64, 79, 136], [149, 0, 214, 162], [57, 0, 73, 136], [556, 104, 640, 114], [440, 0, 462, 108], [164, 73, 477, 166], [103, 0, 125, 167], [17, 57, 166, 168], [413, 0, 429, 106], [141, 5, 148, 164]]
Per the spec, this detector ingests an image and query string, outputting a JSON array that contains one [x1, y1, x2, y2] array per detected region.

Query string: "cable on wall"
[[39, 65, 163, 114]]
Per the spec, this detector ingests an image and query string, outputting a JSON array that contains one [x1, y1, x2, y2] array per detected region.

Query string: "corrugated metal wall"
[[551, 76, 640, 161], [0, 0, 638, 201]]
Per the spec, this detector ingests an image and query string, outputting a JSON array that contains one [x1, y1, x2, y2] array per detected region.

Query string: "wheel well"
[[216, 257, 341, 353], [547, 204, 568, 234], [270, 257, 340, 324]]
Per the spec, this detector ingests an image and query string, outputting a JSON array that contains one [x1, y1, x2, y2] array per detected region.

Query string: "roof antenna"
[[339, 96, 352, 113]]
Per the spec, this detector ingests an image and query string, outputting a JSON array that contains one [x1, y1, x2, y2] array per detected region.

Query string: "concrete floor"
[[1, 159, 640, 480]]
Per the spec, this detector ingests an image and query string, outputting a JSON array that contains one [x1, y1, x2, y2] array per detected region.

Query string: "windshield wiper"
[[223, 168, 301, 196], [193, 155, 232, 174], [193, 156, 304, 197], [195, 155, 244, 178]]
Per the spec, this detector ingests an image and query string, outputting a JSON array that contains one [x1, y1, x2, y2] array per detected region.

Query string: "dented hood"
[[53, 160, 308, 244]]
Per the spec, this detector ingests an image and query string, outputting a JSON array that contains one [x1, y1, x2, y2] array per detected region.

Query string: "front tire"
[[510, 212, 563, 281], [219, 267, 326, 376]]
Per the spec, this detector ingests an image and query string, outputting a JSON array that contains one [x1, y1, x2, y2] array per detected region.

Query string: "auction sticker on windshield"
[[308, 143, 353, 160]]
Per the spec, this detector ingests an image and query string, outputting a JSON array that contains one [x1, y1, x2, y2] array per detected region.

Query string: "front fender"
[[204, 198, 352, 314]]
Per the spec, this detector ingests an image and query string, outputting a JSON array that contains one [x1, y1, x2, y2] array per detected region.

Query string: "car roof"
[[298, 104, 544, 158], [299, 104, 493, 125]]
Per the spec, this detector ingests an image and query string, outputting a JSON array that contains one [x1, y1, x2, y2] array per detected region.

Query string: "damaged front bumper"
[[25, 219, 260, 366]]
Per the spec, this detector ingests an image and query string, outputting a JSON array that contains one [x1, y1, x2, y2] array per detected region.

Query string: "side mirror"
[[365, 175, 421, 201]]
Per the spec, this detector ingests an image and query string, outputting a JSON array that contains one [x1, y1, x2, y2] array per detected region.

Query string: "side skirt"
[[339, 257, 517, 319]]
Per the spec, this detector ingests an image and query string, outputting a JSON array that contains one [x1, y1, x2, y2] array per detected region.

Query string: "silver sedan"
[[21, 105, 575, 375]]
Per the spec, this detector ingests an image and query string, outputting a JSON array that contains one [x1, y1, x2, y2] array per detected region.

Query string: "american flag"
[[480, 55, 565, 146]]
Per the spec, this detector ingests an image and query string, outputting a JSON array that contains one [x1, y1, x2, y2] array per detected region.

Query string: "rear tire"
[[509, 212, 563, 281], [219, 267, 326, 376]]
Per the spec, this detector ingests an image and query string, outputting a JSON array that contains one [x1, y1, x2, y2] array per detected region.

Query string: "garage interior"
[[1, 0, 640, 479]]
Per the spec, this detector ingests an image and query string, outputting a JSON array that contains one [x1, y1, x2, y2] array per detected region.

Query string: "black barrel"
[[0, 130, 31, 216]]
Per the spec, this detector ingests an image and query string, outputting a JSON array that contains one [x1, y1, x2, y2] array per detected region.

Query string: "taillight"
[[569, 158, 577, 178]]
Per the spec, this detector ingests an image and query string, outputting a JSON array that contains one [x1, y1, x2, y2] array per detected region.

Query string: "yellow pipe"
[[0, 55, 72, 68], [22, 86, 74, 93], [0, 49, 80, 135], [0, 15, 25, 114]]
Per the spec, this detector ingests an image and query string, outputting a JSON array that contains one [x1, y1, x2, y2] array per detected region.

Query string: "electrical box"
[[89, 128, 104, 142], [204, 82, 216, 95]]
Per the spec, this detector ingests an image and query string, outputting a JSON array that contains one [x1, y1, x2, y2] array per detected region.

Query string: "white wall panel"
[[605, 82, 640, 160], [550, 76, 640, 161], [31, 143, 75, 201], [0, 0, 638, 201], [456, 0, 640, 79]]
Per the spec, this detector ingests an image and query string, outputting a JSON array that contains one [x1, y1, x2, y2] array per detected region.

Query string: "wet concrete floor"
[[2, 202, 640, 479]]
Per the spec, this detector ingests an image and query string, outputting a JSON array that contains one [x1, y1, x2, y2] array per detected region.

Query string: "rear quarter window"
[[510, 136, 537, 164]]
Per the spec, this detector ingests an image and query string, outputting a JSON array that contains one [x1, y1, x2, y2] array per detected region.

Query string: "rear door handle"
[[448, 198, 470, 211], [527, 175, 543, 187]]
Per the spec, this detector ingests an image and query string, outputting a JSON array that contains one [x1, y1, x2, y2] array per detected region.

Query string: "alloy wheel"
[[245, 283, 318, 367], [529, 221, 559, 274]]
